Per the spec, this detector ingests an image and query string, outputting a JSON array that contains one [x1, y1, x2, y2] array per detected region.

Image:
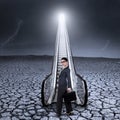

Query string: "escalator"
[[41, 14, 88, 106]]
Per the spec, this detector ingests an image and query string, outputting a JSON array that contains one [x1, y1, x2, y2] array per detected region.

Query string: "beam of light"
[[58, 13, 66, 30], [57, 13, 66, 36], [58, 13, 65, 25], [0, 19, 23, 48]]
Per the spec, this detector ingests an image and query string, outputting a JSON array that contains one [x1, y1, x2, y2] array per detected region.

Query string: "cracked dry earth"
[[0, 56, 120, 120]]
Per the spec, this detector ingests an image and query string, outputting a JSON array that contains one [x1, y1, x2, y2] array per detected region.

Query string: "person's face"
[[61, 59, 68, 67]]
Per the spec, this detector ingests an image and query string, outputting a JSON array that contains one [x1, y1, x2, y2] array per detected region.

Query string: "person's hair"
[[61, 57, 68, 62]]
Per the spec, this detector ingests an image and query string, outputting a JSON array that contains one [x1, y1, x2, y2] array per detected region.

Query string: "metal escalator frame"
[[41, 73, 52, 106], [41, 25, 60, 106], [41, 51, 58, 106], [75, 73, 88, 106], [47, 25, 60, 104], [65, 24, 88, 106], [69, 45, 88, 106], [41, 19, 88, 106]]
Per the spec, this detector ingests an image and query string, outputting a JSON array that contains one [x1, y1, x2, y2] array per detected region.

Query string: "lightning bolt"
[[0, 19, 23, 48]]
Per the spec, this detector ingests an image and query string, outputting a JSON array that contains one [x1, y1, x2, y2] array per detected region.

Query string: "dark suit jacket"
[[58, 66, 72, 91]]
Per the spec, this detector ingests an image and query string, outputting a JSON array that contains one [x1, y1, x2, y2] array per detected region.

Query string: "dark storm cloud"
[[0, 0, 120, 57]]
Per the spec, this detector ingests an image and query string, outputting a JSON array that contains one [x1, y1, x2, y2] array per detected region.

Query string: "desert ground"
[[0, 55, 120, 120]]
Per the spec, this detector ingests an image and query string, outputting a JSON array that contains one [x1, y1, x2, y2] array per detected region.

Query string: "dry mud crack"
[[0, 56, 120, 120]]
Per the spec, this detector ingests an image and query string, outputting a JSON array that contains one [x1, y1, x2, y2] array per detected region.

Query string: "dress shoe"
[[66, 111, 74, 116]]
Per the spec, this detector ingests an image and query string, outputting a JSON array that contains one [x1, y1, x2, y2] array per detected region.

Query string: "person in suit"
[[56, 57, 73, 117]]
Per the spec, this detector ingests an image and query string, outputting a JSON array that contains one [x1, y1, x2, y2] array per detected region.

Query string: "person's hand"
[[67, 88, 72, 93]]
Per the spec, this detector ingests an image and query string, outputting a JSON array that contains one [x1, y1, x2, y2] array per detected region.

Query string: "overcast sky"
[[0, 0, 120, 58]]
